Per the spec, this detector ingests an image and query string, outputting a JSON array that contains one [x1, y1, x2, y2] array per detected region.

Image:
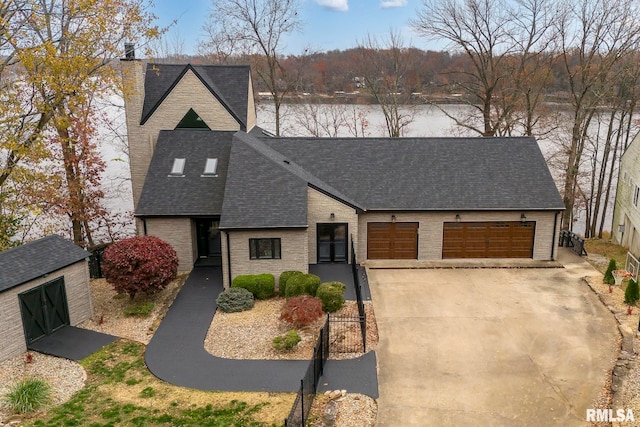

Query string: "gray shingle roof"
[[141, 64, 250, 128], [136, 130, 235, 216], [219, 132, 308, 229], [263, 136, 565, 211], [0, 235, 89, 293]]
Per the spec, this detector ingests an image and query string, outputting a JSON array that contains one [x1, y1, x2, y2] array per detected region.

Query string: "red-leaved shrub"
[[280, 295, 324, 327], [102, 236, 178, 299]]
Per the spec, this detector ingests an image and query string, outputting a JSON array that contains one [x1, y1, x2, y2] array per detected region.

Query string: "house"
[[613, 132, 640, 267], [120, 56, 564, 288], [0, 235, 92, 361]]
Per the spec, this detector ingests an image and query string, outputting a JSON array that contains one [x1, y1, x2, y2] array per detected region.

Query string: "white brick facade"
[[143, 218, 196, 271], [306, 187, 358, 264], [0, 262, 92, 362], [224, 229, 309, 288]]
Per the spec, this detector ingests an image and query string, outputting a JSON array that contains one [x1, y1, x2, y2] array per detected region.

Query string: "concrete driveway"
[[370, 249, 618, 426]]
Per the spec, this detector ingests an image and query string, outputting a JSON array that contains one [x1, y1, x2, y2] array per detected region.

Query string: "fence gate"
[[329, 314, 365, 354], [19, 278, 70, 345]]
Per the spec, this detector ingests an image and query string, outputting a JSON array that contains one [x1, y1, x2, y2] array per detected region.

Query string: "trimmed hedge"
[[285, 273, 321, 298], [216, 287, 255, 313], [317, 281, 346, 312], [278, 270, 304, 296], [231, 274, 275, 300]]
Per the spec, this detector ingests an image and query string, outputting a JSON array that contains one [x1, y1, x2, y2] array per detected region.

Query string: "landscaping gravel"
[[0, 352, 85, 424]]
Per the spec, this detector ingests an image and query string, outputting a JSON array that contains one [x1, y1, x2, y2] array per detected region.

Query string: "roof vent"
[[283, 160, 290, 164]]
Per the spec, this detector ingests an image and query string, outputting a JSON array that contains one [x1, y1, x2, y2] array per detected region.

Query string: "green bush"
[[278, 271, 304, 296], [231, 274, 275, 300], [216, 287, 255, 313], [123, 301, 155, 317], [3, 377, 51, 414], [272, 330, 302, 351], [316, 281, 346, 312], [284, 274, 321, 298], [604, 259, 617, 285], [625, 279, 640, 305]]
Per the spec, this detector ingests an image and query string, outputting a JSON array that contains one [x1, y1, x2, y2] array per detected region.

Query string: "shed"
[[0, 235, 93, 362]]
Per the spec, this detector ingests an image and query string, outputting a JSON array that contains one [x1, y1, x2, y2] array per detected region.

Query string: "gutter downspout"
[[142, 217, 148, 235], [226, 232, 232, 288], [551, 211, 559, 260]]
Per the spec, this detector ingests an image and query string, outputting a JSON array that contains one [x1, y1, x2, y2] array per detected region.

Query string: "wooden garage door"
[[442, 221, 535, 259], [367, 222, 418, 259]]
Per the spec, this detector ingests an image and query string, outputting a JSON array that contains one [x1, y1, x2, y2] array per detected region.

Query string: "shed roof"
[[0, 235, 89, 293]]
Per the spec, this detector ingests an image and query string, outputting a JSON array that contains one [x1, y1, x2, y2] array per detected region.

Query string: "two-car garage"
[[365, 219, 538, 260]]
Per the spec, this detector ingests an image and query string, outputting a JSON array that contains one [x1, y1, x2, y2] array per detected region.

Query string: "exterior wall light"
[[455, 214, 461, 222], [391, 214, 396, 223], [521, 213, 527, 222], [330, 213, 335, 221]]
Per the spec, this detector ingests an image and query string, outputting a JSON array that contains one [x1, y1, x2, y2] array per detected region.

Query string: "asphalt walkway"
[[145, 266, 378, 396], [29, 326, 117, 361]]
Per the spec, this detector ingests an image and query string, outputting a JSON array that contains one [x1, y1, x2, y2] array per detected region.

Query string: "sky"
[[151, 0, 442, 56]]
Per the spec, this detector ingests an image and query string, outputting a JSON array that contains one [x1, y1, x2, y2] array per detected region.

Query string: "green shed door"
[[19, 278, 70, 345]]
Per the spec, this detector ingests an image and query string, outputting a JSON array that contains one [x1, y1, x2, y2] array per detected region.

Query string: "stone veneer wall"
[[357, 211, 560, 261], [0, 262, 92, 362], [224, 229, 309, 289]]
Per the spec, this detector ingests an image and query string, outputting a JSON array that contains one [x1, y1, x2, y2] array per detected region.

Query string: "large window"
[[249, 238, 281, 259]]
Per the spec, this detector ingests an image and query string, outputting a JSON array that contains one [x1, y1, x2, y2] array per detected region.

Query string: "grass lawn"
[[25, 340, 293, 427], [584, 236, 629, 273]]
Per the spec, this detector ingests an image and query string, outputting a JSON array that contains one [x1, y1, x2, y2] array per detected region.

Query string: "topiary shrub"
[[280, 295, 324, 327], [102, 235, 178, 299], [317, 281, 346, 312], [216, 287, 255, 313], [604, 259, 617, 285], [284, 274, 321, 298], [272, 330, 301, 351], [625, 279, 640, 305], [3, 377, 51, 414], [231, 274, 275, 300], [278, 270, 304, 296]]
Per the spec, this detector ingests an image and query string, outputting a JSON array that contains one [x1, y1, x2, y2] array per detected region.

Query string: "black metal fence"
[[284, 318, 329, 427], [88, 243, 110, 279], [328, 313, 365, 353], [350, 237, 367, 352], [558, 230, 588, 256]]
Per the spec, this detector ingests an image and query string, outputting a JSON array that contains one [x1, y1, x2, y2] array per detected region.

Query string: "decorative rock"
[[322, 400, 339, 427]]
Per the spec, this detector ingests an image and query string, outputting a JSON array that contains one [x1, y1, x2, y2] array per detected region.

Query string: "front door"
[[19, 278, 70, 345], [196, 219, 221, 258], [317, 223, 348, 263]]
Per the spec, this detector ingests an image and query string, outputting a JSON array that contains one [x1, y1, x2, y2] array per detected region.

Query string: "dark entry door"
[[19, 278, 70, 345], [317, 223, 348, 263], [196, 219, 221, 258]]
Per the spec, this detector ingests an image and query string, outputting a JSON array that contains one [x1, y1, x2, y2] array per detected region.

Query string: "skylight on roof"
[[170, 158, 186, 176], [202, 158, 218, 177]]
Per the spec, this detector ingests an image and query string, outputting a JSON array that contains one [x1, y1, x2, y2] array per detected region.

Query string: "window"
[[175, 108, 210, 129], [170, 158, 185, 176], [249, 238, 281, 259], [202, 158, 218, 177], [634, 185, 639, 208]]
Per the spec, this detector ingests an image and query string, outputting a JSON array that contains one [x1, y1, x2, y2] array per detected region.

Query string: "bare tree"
[[199, 0, 302, 136], [555, 0, 640, 230], [354, 30, 415, 138]]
